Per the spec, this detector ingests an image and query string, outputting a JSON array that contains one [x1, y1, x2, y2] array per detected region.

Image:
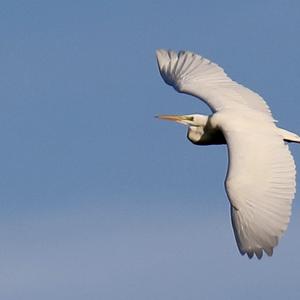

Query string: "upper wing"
[[221, 115, 296, 258], [156, 49, 272, 117]]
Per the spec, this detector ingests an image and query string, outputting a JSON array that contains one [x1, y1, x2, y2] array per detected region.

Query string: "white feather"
[[156, 49, 297, 258], [219, 112, 296, 258], [156, 49, 272, 117]]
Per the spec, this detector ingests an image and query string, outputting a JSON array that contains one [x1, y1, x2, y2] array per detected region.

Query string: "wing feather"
[[156, 49, 272, 117], [221, 115, 296, 258]]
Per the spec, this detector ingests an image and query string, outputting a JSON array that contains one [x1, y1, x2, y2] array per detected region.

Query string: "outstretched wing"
[[221, 116, 296, 258], [156, 49, 272, 117]]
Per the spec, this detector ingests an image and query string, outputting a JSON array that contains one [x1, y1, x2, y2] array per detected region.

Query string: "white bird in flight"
[[156, 49, 299, 259]]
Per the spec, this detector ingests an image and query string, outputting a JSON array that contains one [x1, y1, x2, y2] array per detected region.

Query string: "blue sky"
[[0, 0, 300, 299]]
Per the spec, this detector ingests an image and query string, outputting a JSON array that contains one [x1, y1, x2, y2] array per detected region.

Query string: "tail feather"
[[278, 128, 300, 143]]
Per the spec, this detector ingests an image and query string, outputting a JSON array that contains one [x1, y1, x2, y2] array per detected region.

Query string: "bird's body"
[[156, 49, 299, 259]]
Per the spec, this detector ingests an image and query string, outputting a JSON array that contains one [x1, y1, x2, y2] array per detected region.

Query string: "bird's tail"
[[278, 128, 300, 143]]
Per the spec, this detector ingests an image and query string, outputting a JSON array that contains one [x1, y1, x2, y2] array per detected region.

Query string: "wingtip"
[[243, 247, 274, 259], [156, 48, 165, 55], [156, 49, 168, 70], [156, 48, 167, 59]]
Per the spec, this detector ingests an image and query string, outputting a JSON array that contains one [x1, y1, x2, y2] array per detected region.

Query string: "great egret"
[[156, 49, 300, 259]]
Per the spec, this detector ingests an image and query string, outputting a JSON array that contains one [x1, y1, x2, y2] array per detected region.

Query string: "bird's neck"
[[187, 116, 226, 145]]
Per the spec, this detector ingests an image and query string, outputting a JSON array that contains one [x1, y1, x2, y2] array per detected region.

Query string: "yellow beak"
[[155, 114, 194, 124]]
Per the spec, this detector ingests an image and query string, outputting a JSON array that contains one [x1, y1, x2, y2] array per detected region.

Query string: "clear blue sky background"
[[0, 1, 300, 299]]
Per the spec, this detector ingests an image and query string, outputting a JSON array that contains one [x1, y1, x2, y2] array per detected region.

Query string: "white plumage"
[[156, 49, 298, 258], [157, 49, 272, 116]]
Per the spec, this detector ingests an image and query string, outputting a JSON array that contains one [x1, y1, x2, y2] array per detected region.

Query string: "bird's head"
[[156, 114, 209, 144]]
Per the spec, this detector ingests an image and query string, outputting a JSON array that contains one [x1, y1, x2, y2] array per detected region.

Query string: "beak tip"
[[155, 114, 186, 122]]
